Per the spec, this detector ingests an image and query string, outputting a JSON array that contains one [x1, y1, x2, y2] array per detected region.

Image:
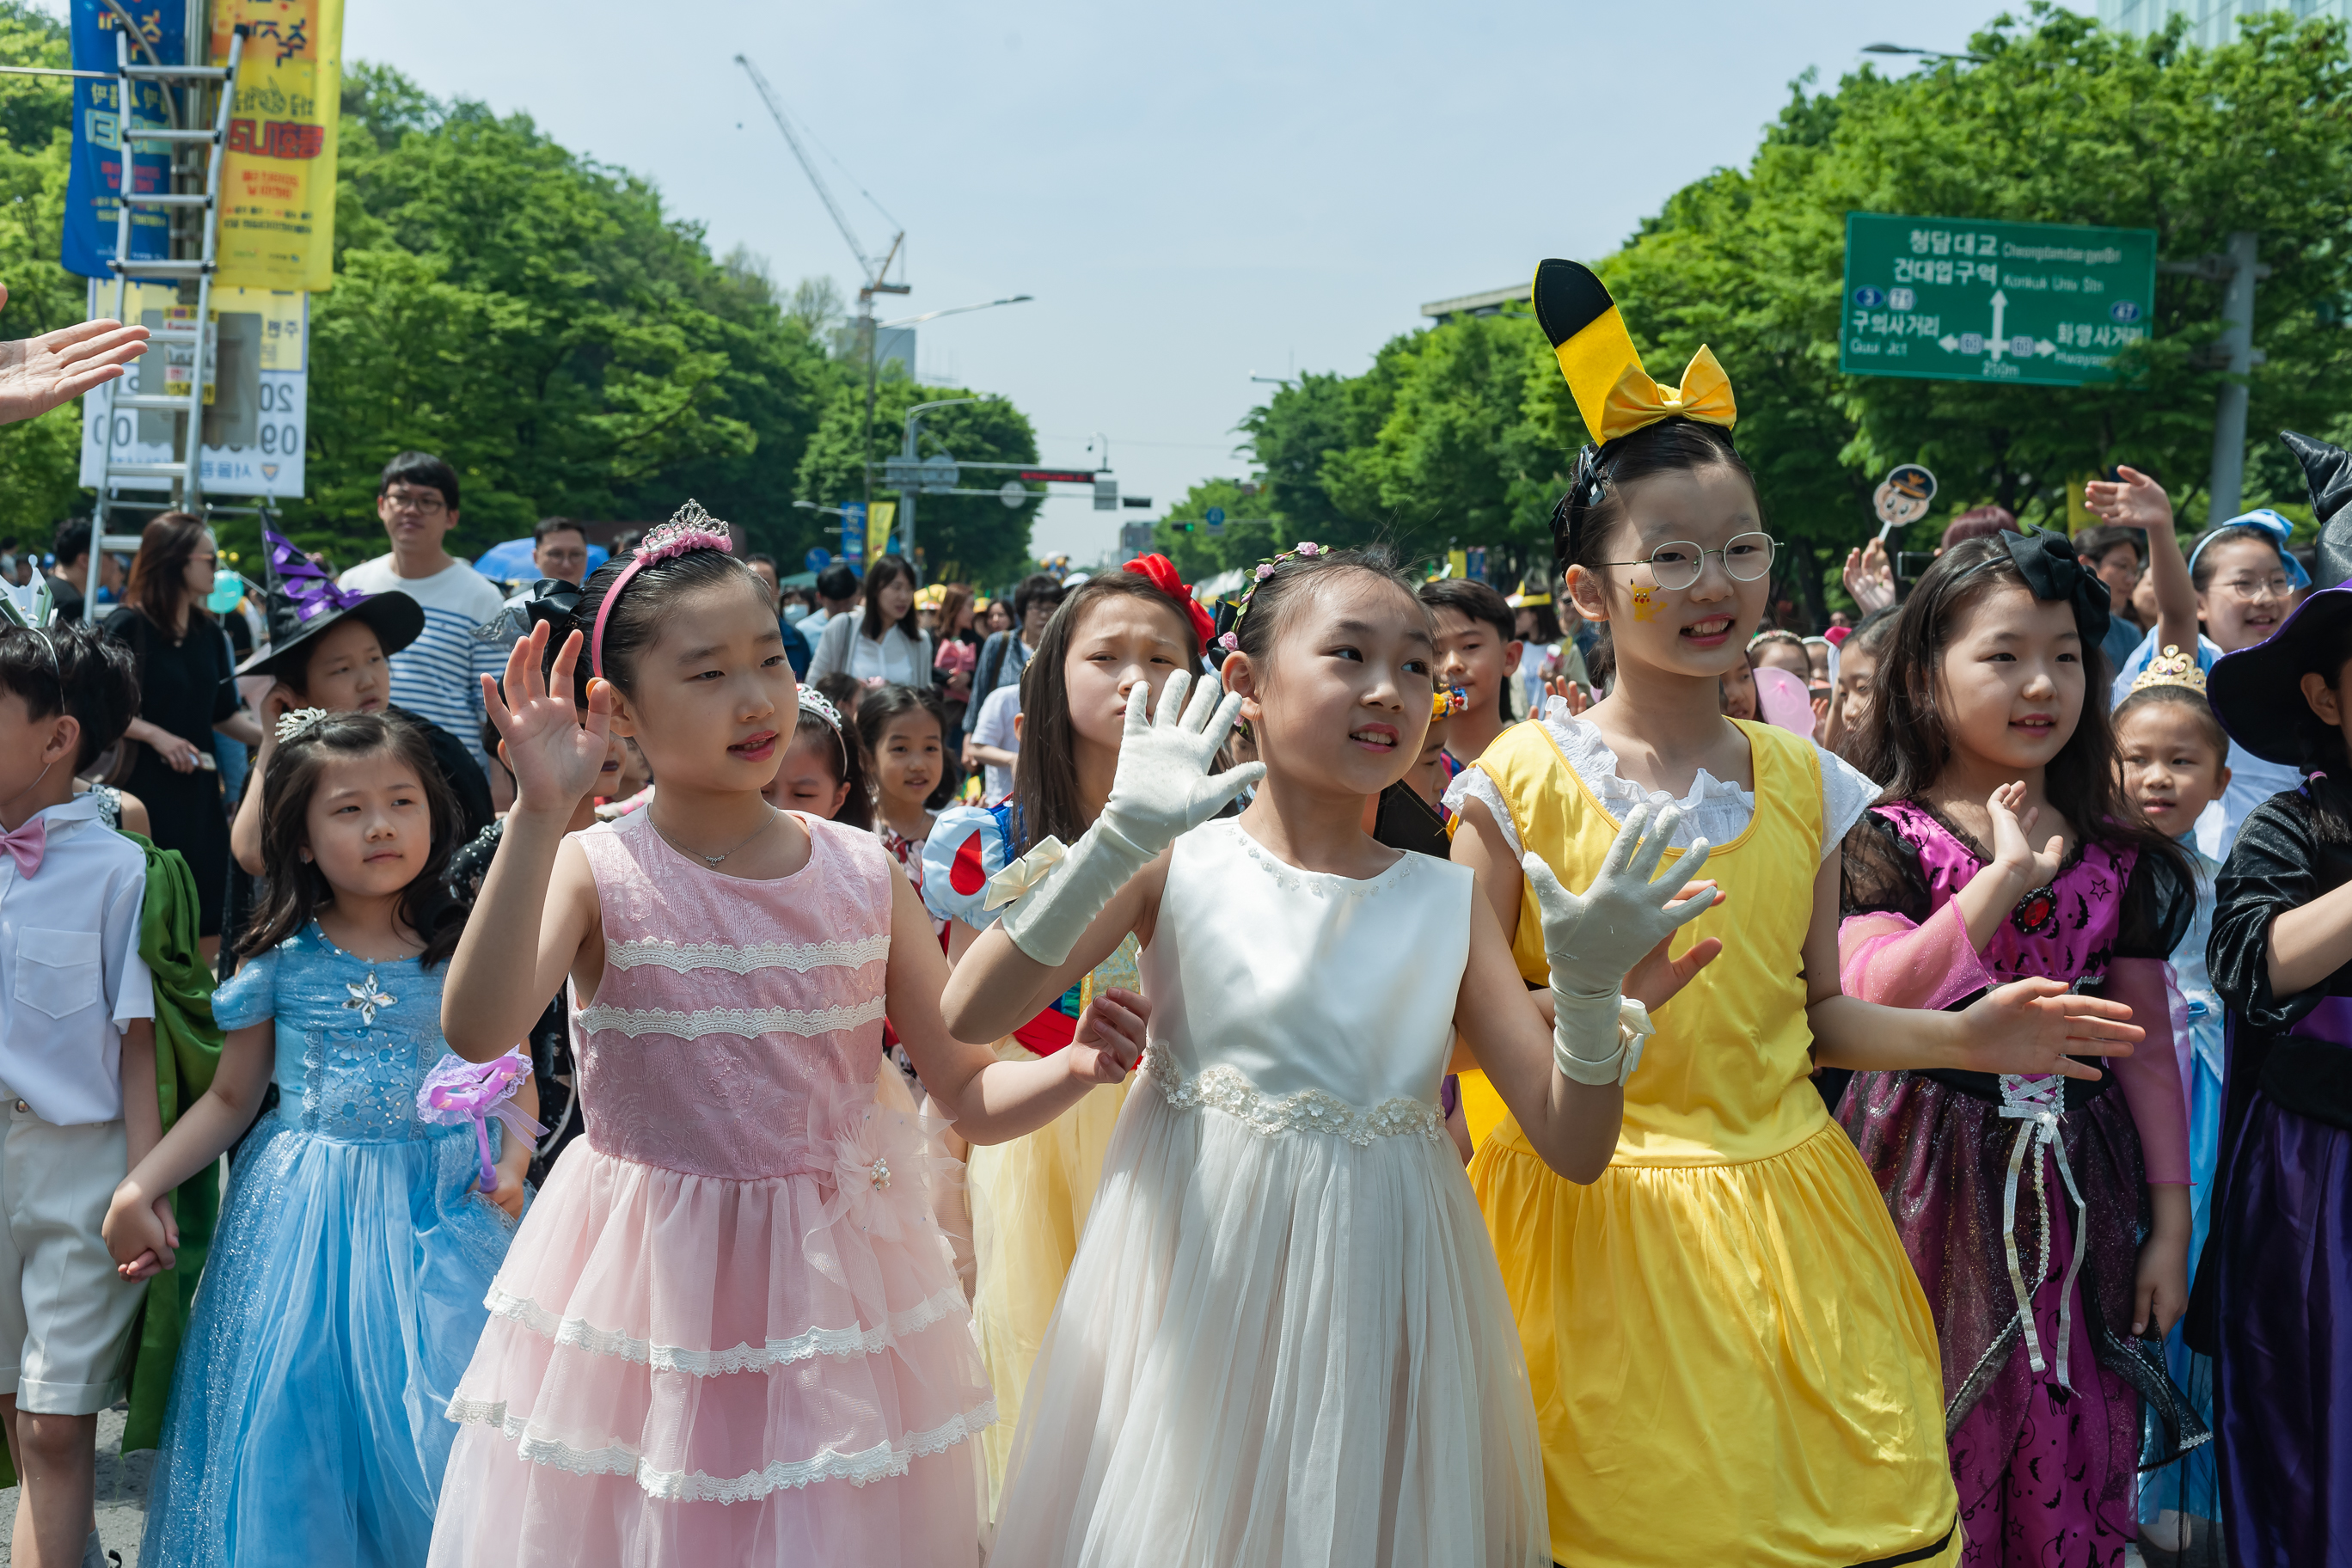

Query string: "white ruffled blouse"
[[1442, 713, 1877, 866]]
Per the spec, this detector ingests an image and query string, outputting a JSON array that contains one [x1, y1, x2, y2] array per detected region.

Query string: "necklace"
[[653, 805, 779, 868]]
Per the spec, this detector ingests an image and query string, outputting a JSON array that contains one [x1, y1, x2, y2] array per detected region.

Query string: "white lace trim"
[[604, 935, 891, 976], [1144, 1050, 1444, 1146], [1440, 714, 1875, 865], [577, 997, 886, 1040], [482, 1282, 969, 1375], [1232, 823, 1419, 899], [447, 1396, 996, 1501]]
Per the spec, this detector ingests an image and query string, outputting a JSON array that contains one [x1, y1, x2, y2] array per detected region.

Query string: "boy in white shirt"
[[969, 681, 1021, 804], [0, 613, 157, 1568], [338, 451, 506, 771]]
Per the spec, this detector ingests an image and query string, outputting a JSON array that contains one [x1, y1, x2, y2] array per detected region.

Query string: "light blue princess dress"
[[140, 924, 522, 1568]]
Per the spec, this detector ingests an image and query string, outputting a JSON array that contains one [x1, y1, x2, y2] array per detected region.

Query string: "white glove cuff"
[[997, 818, 1153, 969], [1551, 991, 1656, 1087]]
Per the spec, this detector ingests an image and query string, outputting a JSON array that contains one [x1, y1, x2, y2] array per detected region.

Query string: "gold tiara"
[[2128, 644, 2208, 696]]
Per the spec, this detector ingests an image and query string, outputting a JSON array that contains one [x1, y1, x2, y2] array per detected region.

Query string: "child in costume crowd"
[[426, 505, 1146, 1567], [761, 683, 868, 826], [1448, 260, 2138, 1568], [1837, 532, 2199, 1567], [859, 682, 948, 893], [0, 614, 159, 1568], [2111, 651, 2233, 1553], [949, 536, 1741, 1566], [2191, 429, 2352, 1568], [918, 555, 1209, 1522], [119, 709, 530, 1568]]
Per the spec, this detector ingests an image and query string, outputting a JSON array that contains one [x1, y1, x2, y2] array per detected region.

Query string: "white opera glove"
[[998, 670, 1265, 967], [1522, 800, 1715, 1086]]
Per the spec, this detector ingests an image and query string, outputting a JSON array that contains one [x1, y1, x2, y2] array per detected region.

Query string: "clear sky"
[[236, 3, 2028, 560]]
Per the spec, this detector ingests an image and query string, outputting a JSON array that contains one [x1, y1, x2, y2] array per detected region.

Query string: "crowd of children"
[[1, 258, 2348, 1568]]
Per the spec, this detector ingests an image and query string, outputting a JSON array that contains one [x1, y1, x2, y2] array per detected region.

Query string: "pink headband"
[[589, 500, 735, 680]]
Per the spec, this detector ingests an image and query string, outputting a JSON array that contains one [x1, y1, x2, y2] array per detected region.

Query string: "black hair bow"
[[2001, 527, 2111, 647], [474, 579, 586, 649]]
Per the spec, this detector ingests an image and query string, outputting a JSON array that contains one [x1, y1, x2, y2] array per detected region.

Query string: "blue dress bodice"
[[213, 923, 464, 1142]]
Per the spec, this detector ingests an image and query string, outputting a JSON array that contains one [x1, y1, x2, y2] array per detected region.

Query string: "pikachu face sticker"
[[1630, 584, 1661, 622]]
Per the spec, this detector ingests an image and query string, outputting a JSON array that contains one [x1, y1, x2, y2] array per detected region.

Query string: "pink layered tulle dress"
[[428, 811, 991, 1567]]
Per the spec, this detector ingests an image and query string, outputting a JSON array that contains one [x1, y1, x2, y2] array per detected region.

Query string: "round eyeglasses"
[[1595, 532, 1777, 591]]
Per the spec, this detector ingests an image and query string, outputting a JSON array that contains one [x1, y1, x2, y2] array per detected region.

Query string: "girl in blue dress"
[[101, 707, 533, 1567]]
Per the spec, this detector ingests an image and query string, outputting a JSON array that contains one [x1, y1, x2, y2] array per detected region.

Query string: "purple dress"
[[1839, 801, 2199, 1568], [2196, 787, 2352, 1567]]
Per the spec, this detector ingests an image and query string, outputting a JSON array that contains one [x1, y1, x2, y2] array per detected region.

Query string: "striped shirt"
[[338, 554, 508, 768]]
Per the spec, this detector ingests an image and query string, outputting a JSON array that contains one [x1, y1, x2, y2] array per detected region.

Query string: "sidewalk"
[[0, 1405, 150, 1565]]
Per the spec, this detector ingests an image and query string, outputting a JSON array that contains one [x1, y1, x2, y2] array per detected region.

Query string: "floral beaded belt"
[[1142, 1050, 1446, 1147]]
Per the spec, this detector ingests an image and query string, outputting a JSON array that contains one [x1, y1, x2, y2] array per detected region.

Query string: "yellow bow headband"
[[1533, 259, 1736, 445]]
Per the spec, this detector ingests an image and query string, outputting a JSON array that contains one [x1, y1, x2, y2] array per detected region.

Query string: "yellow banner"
[[867, 501, 897, 566], [210, 0, 340, 291]]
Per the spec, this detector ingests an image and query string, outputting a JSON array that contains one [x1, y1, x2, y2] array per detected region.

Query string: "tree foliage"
[[1174, 5, 2352, 620]]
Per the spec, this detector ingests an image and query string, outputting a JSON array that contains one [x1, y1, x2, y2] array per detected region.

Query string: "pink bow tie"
[[0, 818, 43, 879]]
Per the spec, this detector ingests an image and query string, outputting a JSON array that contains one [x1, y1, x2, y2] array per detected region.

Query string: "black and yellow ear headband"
[[1535, 258, 1738, 564]]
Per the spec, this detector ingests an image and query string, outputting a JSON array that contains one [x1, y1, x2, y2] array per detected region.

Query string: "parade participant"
[[0, 609, 159, 1568], [2087, 460, 2304, 852], [1449, 260, 2138, 1568], [1824, 603, 1897, 759], [229, 530, 492, 884], [114, 709, 530, 1568], [2191, 430, 2352, 1567], [951, 539, 1701, 1566], [427, 505, 1146, 1567], [1419, 577, 1522, 763], [1837, 533, 2200, 1567], [858, 683, 948, 898], [2111, 652, 2233, 1556], [761, 685, 868, 828], [917, 556, 1210, 1520]]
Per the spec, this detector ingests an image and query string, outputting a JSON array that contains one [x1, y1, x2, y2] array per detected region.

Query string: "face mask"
[[208, 567, 248, 616]]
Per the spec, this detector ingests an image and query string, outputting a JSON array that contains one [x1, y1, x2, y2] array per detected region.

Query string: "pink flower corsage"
[[417, 1050, 547, 1192]]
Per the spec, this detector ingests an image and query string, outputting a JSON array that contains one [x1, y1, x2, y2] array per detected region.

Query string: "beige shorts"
[[0, 1088, 147, 1415]]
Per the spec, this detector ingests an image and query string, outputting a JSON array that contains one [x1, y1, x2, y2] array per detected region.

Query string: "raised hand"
[[1099, 669, 1266, 856], [1842, 538, 1896, 615], [0, 286, 151, 426], [482, 622, 613, 813], [1955, 977, 2141, 1081], [1541, 674, 1589, 720], [1524, 801, 1717, 993], [2082, 464, 2172, 534], [1066, 985, 1149, 1086], [1987, 781, 2066, 892]]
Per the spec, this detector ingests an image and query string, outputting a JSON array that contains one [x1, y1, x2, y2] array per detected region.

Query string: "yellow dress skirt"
[[1469, 719, 1957, 1566], [965, 935, 1139, 1519]]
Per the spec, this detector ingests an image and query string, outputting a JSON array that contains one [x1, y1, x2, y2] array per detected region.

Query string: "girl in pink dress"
[[425, 506, 1148, 1568]]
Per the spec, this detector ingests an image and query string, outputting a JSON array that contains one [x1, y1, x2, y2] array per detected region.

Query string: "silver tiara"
[[799, 687, 844, 733], [275, 707, 333, 744]]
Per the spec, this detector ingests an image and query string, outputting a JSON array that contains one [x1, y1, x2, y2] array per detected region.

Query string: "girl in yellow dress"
[[1446, 260, 2147, 1566], [920, 558, 1210, 1520]]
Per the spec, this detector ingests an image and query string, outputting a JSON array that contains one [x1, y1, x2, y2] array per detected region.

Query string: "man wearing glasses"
[[337, 451, 507, 770]]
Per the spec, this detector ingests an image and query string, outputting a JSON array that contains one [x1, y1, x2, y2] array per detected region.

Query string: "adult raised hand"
[[0, 285, 151, 425]]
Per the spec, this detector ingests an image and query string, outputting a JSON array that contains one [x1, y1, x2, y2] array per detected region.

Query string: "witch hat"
[[236, 527, 425, 682], [2282, 429, 2352, 590]]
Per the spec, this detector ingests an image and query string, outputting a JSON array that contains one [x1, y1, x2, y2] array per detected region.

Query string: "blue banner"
[[61, 0, 185, 279]]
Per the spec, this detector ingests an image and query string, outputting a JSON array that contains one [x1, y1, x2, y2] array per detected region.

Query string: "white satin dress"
[[989, 818, 1547, 1567]]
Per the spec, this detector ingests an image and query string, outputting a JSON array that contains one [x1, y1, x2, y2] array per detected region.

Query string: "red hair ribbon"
[[1123, 553, 1217, 652]]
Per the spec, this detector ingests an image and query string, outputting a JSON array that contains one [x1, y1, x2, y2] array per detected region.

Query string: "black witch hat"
[[236, 527, 425, 682]]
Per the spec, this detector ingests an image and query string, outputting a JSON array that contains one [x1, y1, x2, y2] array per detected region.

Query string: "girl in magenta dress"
[[425, 508, 1147, 1567], [1836, 532, 2202, 1567]]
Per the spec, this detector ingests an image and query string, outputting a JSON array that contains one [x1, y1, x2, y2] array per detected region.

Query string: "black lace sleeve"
[[2209, 794, 2332, 1031], [2111, 837, 2196, 962], [1839, 807, 1931, 922]]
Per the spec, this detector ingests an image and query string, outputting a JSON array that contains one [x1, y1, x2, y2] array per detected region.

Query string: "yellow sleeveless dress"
[[1468, 719, 1959, 1566]]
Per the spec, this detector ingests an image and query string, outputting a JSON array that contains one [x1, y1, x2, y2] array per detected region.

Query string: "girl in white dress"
[[943, 543, 1720, 1567]]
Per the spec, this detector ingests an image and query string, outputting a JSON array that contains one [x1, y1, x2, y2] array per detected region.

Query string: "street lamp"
[[894, 395, 995, 571], [861, 293, 1035, 510], [1862, 41, 1989, 63]]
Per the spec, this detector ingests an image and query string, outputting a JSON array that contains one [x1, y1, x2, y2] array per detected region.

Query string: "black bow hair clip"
[[1988, 528, 2112, 647], [474, 579, 588, 650]]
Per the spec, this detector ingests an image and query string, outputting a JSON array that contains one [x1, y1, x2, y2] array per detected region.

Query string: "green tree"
[[794, 376, 1042, 590], [0, 3, 84, 550]]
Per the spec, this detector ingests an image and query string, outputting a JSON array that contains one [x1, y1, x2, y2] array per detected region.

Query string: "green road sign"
[[1840, 213, 2158, 387]]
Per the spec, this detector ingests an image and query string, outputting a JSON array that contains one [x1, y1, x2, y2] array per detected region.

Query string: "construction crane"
[[733, 53, 907, 309]]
